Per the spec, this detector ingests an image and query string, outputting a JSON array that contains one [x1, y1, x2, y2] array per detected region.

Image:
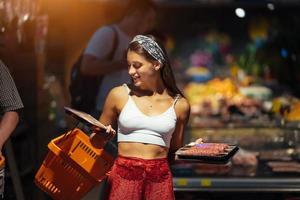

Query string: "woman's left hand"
[[195, 138, 204, 144]]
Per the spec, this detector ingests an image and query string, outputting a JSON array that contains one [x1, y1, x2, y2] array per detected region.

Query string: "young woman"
[[94, 34, 190, 200]]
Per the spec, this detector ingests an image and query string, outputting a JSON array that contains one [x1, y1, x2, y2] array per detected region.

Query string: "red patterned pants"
[[107, 155, 174, 200]]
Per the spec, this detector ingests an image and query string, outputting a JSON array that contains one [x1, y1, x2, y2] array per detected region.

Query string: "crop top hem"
[[118, 132, 170, 147]]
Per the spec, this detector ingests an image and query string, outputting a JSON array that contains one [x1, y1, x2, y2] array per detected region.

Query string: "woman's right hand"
[[91, 125, 116, 138], [104, 125, 116, 137]]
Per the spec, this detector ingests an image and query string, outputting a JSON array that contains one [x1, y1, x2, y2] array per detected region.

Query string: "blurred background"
[[1, 0, 300, 199]]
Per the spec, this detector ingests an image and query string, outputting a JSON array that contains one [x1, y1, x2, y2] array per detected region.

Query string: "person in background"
[[93, 34, 190, 199], [81, 0, 157, 117], [0, 60, 24, 155]]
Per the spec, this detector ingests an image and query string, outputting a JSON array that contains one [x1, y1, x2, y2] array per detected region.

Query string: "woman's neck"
[[132, 81, 168, 97]]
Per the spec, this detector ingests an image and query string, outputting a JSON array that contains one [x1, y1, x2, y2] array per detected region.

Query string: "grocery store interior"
[[1, 0, 300, 199]]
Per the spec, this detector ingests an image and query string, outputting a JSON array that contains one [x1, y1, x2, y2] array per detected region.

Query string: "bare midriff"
[[118, 142, 169, 159]]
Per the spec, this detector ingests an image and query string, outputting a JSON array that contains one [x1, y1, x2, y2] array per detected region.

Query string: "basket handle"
[[60, 122, 80, 141]]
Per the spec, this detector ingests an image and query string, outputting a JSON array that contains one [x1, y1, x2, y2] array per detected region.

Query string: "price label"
[[177, 179, 188, 186], [201, 179, 212, 187]]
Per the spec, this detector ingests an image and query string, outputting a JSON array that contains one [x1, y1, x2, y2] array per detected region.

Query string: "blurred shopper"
[[0, 60, 23, 154], [92, 34, 191, 199], [80, 0, 156, 117], [0, 60, 23, 199]]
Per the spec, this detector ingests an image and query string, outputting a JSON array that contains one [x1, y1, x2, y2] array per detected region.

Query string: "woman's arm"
[[90, 86, 126, 146], [168, 97, 191, 163], [100, 85, 127, 126]]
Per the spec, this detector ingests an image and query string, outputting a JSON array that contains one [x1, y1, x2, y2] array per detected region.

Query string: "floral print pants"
[[107, 155, 174, 200]]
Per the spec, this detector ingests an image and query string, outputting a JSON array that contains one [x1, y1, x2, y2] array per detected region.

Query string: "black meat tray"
[[175, 144, 239, 164]]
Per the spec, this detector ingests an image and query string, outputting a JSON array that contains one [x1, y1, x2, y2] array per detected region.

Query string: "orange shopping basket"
[[0, 155, 5, 197], [35, 128, 114, 200]]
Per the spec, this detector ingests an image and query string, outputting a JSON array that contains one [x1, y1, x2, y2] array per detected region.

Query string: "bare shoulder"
[[174, 96, 190, 120], [106, 85, 129, 111], [108, 85, 128, 100]]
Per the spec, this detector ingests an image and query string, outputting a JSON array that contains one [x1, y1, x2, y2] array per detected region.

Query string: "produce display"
[[168, 27, 300, 128], [183, 76, 300, 128], [183, 78, 274, 128], [285, 101, 300, 121]]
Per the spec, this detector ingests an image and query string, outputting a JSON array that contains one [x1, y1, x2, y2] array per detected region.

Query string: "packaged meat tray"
[[267, 161, 300, 173], [175, 143, 239, 164]]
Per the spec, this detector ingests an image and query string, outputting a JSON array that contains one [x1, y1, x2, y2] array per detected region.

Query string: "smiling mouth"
[[132, 76, 140, 82]]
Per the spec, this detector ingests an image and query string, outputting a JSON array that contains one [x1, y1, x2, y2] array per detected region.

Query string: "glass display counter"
[[172, 126, 300, 192]]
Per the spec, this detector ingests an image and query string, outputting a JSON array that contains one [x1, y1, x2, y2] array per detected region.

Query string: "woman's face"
[[127, 50, 160, 89]]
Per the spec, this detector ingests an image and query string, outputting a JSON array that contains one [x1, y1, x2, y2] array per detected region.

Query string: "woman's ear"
[[153, 61, 161, 71]]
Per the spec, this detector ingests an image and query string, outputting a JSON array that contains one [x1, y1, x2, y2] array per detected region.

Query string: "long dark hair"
[[128, 35, 184, 97]]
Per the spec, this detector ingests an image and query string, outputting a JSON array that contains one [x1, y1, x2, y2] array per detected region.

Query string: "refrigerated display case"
[[172, 126, 300, 192]]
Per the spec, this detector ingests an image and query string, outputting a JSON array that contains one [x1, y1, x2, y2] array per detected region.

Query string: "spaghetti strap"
[[123, 84, 130, 94], [173, 94, 181, 107]]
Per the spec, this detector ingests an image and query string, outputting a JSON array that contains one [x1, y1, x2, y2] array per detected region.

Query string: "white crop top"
[[117, 84, 179, 148]]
